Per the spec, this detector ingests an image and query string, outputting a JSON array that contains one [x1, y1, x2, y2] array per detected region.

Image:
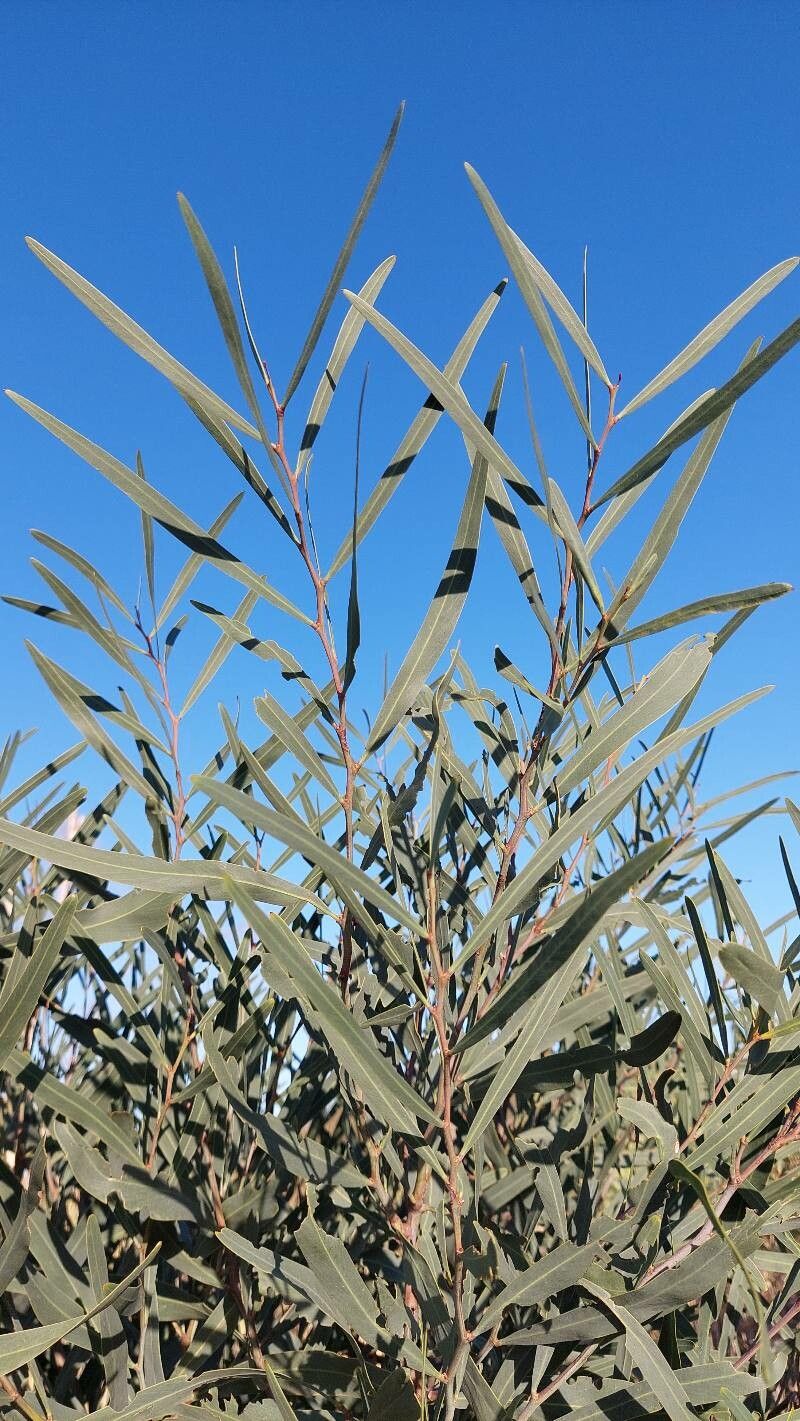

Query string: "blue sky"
[[1, 2, 798, 922]]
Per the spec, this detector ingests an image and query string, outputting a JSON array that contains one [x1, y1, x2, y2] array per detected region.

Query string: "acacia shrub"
[[1, 106, 799, 1420]]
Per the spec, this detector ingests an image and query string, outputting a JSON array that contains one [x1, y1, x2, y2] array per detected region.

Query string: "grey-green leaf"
[[481, 1242, 598, 1332], [554, 639, 712, 797], [582, 1282, 694, 1421], [610, 582, 792, 643], [596, 317, 800, 506], [5, 393, 309, 624], [295, 1193, 384, 1346], [327, 281, 507, 578], [0, 1243, 160, 1373], [253, 692, 340, 798], [0, 898, 76, 1069], [618, 256, 799, 418], [25, 237, 258, 436], [464, 165, 599, 443], [228, 885, 435, 1133], [343, 293, 535, 504], [283, 102, 403, 404], [718, 941, 784, 1017], [545, 475, 604, 612], [366, 383, 491, 751], [0, 815, 325, 910]]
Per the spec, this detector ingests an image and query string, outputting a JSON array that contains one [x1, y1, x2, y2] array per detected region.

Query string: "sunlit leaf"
[[465, 164, 600, 441], [596, 318, 800, 506], [26, 237, 258, 435], [5, 393, 310, 624], [366, 375, 493, 751], [618, 256, 799, 417]]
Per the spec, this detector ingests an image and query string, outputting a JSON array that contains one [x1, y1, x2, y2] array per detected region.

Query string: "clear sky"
[[1, 1, 798, 923]]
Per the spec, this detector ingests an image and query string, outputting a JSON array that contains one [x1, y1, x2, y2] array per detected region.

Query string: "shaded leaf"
[[228, 883, 435, 1132], [0, 899, 76, 1068]]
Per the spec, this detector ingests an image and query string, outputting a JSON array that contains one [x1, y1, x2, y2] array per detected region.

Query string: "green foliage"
[[1, 107, 799, 1421]]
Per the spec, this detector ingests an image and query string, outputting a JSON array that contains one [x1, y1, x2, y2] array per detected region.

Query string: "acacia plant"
[[2, 106, 800, 1420]]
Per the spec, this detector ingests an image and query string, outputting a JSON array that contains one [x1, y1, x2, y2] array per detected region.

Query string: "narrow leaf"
[[460, 944, 586, 1157], [458, 840, 671, 1054], [0, 1243, 160, 1373], [481, 1242, 597, 1331], [596, 317, 800, 506], [344, 367, 367, 692], [327, 281, 507, 577], [180, 590, 258, 717], [718, 941, 784, 1017], [299, 257, 395, 475], [555, 639, 713, 797], [611, 582, 792, 643], [284, 103, 404, 404], [582, 1282, 694, 1421], [228, 884, 435, 1132], [0, 815, 325, 909], [461, 689, 766, 969], [619, 256, 799, 417], [192, 779, 418, 934], [25, 238, 258, 435], [295, 1192, 384, 1346], [464, 165, 599, 442], [177, 194, 270, 438], [343, 293, 538, 507], [366, 379, 493, 751], [254, 691, 339, 799], [0, 898, 76, 1068], [545, 475, 605, 611], [5, 393, 309, 624]]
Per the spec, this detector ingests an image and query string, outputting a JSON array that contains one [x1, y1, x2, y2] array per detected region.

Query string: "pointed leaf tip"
[[283, 104, 404, 405]]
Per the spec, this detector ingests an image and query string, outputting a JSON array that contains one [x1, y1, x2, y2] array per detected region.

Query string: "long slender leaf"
[[582, 1282, 694, 1421], [327, 281, 507, 577], [546, 475, 604, 611], [228, 884, 435, 1132], [299, 257, 395, 476], [0, 898, 76, 1068], [481, 1242, 597, 1331], [460, 942, 587, 1157], [180, 590, 258, 717], [254, 691, 340, 799], [192, 779, 418, 934], [5, 393, 310, 624], [0, 1243, 160, 1373], [464, 165, 598, 443], [366, 378, 492, 751], [596, 317, 800, 506], [295, 1190, 385, 1346], [25, 238, 258, 435], [460, 687, 768, 969], [618, 256, 799, 417], [0, 815, 326, 909], [555, 639, 712, 796], [610, 582, 792, 643], [343, 293, 539, 507], [458, 840, 672, 1055], [283, 103, 403, 404]]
